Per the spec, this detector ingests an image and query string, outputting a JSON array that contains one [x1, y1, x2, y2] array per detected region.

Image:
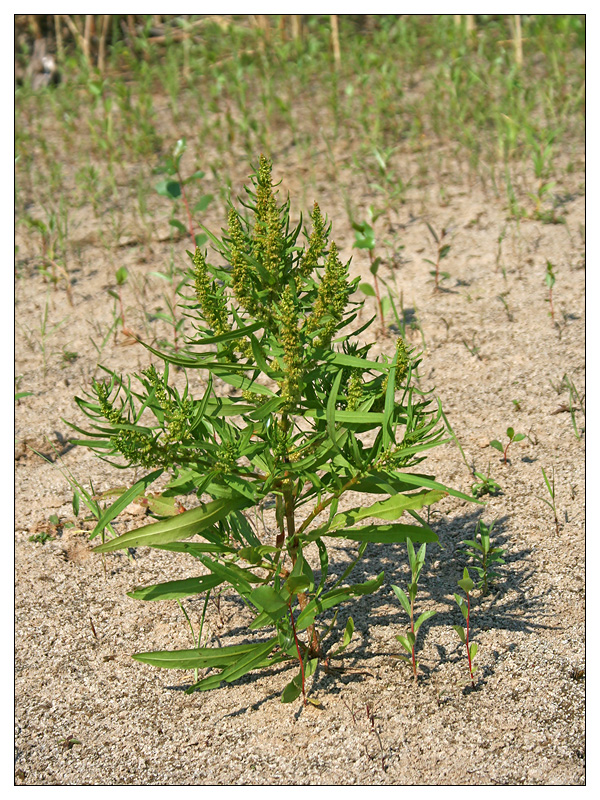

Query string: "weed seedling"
[[155, 138, 213, 248], [459, 519, 505, 595], [545, 260, 556, 321], [490, 426, 526, 464], [353, 209, 386, 330], [452, 568, 478, 688], [471, 465, 502, 498], [424, 223, 451, 291], [391, 538, 436, 681], [538, 466, 560, 535]]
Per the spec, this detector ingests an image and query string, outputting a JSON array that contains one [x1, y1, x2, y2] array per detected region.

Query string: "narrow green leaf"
[[395, 634, 413, 654], [281, 673, 303, 703], [452, 624, 466, 643], [133, 641, 260, 670], [93, 497, 251, 553], [469, 642, 478, 660], [330, 490, 446, 529], [316, 522, 438, 544], [127, 574, 223, 601], [90, 468, 163, 541], [414, 609, 436, 633], [391, 584, 411, 616]]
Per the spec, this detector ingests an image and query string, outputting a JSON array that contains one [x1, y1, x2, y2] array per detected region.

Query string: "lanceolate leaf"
[[330, 490, 446, 528], [316, 522, 438, 544], [127, 574, 224, 601], [93, 497, 252, 553], [90, 468, 163, 541], [133, 640, 272, 670]]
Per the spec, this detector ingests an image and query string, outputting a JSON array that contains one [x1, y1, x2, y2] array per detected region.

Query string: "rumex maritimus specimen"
[[70, 156, 471, 706]]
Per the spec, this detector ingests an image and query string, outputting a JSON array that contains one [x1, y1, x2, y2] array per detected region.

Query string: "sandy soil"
[[15, 98, 585, 785]]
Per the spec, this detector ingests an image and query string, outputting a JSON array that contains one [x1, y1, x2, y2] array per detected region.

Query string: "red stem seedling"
[[490, 426, 526, 464], [424, 222, 451, 292], [391, 538, 436, 682], [545, 260, 556, 321], [452, 567, 478, 688]]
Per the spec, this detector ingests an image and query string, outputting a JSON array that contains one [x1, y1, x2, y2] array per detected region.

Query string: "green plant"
[[70, 156, 471, 706], [352, 209, 386, 330], [538, 466, 560, 535], [490, 426, 526, 464], [424, 223, 451, 291], [452, 567, 478, 688], [544, 260, 556, 321], [391, 538, 436, 681], [459, 519, 505, 595], [108, 267, 129, 337], [470, 465, 502, 499], [155, 138, 213, 247]]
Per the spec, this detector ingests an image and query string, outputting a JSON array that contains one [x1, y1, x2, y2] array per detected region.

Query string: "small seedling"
[[537, 466, 560, 535], [490, 427, 526, 464], [470, 465, 502, 498], [512, 399, 521, 412], [391, 538, 436, 681], [459, 519, 505, 595], [353, 208, 388, 330], [424, 223, 451, 291], [59, 735, 81, 750], [154, 137, 212, 248], [107, 267, 129, 336], [545, 260, 556, 321], [452, 567, 478, 688], [462, 333, 481, 360]]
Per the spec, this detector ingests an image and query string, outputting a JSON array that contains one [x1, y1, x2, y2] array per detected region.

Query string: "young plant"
[[424, 223, 451, 291], [353, 209, 386, 330], [391, 538, 436, 681], [69, 157, 471, 706], [452, 567, 478, 688], [544, 260, 556, 321], [537, 466, 560, 535], [490, 426, 526, 464], [154, 137, 213, 248], [470, 465, 502, 499], [459, 519, 505, 595]]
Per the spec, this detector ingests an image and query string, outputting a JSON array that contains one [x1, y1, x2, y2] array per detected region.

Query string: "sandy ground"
[[14, 102, 585, 785]]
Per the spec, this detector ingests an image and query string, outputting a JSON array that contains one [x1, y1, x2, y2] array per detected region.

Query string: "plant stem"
[[288, 602, 307, 706], [409, 596, 417, 680], [465, 591, 475, 688]]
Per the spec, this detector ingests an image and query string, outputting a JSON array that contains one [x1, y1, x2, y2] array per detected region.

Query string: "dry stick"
[[330, 15, 341, 69], [83, 15, 93, 64], [513, 15, 523, 68], [54, 15, 64, 63], [97, 15, 111, 75], [62, 15, 86, 60], [291, 15, 302, 41]]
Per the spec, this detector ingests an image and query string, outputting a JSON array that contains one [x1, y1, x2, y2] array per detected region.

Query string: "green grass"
[[15, 15, 584, 313]]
